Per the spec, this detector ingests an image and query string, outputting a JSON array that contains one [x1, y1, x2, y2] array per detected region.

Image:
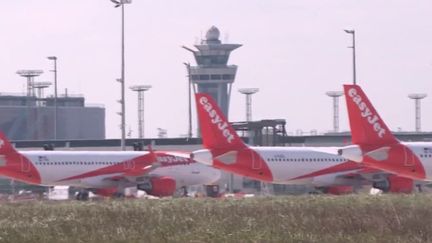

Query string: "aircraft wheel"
[[76, 191, 90, 201]]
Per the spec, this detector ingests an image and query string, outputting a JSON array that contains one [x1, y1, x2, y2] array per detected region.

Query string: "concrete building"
[[0, 93, 105, 140]]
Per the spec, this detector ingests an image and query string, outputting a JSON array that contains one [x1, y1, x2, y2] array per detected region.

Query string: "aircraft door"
[[251, 151, 262, 170], [403, 147, 415, 167], [21, 156, 30, 173]]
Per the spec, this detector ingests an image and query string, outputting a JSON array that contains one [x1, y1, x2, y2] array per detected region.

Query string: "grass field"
[[1, 195, 432, 243]]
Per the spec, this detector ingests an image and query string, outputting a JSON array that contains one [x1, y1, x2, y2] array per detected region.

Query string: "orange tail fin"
[[343, 84, 399, 146], [195, 93, 246, 150]]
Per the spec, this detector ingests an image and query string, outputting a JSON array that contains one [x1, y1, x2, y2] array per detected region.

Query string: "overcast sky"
[[1, 1, 431, 138]]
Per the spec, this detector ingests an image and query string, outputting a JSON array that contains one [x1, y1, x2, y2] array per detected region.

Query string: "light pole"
[[183, 62, 192, 139], [111, 0, 132, 150], [47, 56, 58, 140], [344, 29, 357, 85]]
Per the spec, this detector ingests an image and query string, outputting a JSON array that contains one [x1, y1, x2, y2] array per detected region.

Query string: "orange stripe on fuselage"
[[290, 161, 363, 181]]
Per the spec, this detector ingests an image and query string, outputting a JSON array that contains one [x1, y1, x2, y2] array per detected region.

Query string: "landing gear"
[[181, 186, 188, 197], [76, 191, 89, 201], [112, 192, 125, 199]]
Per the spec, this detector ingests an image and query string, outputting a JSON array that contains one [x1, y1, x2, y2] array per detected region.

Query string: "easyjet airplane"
[[338, 84, 432, 184], [190, 93, 402, 193], [0, 133, 220, 200]]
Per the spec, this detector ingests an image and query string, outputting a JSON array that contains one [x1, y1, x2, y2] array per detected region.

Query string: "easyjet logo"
[[348, 88, 386, 138], [199, 96, 235, 143]]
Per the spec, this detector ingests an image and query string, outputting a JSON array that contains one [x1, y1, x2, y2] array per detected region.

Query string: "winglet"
[[343, 84, 399, 146], [195, 93, 246, 150]]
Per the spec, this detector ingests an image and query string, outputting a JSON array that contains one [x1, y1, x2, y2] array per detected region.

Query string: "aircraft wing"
[[106, 163, 160, 181], [287, 148, 415, 193], [329, 167, 422, 193], [104, 150, 193, 182], [104, 151, 161, 181]]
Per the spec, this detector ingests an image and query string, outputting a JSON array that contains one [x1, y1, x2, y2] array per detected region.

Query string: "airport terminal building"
[[0, 93, 105, 140]]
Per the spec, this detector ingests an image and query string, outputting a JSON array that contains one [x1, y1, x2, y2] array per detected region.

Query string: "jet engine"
[[337, 145, 363, 162], [137, 177, 176, 197]]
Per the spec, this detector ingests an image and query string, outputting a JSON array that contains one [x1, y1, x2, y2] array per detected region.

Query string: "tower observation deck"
[[183, 26, 242, 117]]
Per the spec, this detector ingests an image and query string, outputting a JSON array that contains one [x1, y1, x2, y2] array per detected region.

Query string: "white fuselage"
[[252, 146, 357, 185], [401, 142, 432, 180], [21, 151, 221, 189], [194, 146, 362, 187]]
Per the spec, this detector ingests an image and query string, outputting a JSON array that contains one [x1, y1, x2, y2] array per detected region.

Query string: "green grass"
[[1, 195, 432, 243]]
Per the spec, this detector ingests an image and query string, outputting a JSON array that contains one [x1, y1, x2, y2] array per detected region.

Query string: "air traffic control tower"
[[183, 26, 242, 117]]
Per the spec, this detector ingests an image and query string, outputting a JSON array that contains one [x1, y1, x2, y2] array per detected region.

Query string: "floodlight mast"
[[33, 82, 52, 106], [326, 91, 344, 133], [344, 29, 357, 85], [408, 93, 427, 132], [16, 70, 43, 97], [238, 88, 259, 122], [130, 85, 152, 139]]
